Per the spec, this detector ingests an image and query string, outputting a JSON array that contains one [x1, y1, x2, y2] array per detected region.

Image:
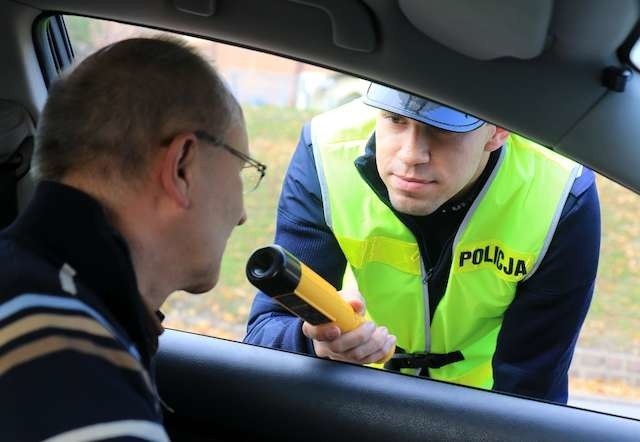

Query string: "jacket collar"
[[6, 180, 163, 364]]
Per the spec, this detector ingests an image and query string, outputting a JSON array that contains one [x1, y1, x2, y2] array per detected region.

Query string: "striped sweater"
[[0, 181, 168, 441]]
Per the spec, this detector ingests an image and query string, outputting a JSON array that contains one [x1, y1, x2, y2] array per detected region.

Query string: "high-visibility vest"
[[311, 98, 581, 389]]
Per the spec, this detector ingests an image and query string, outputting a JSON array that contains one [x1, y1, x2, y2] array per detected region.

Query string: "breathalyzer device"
[[245, 244, 394, 363]]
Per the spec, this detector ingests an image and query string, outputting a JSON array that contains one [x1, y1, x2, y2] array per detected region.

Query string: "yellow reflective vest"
[[311, 98, 582, 389]]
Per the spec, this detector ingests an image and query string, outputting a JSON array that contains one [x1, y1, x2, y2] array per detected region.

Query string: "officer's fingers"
[[312, 340, 334, 359], [343, 326, 392, 363], [339, 288, 366, 316], [339, 287, 364, 302], [314, 338, 361, 363], [325, 321, 376, 355], [312, 323, 373, 362], [369, 335, 397, 365], [348, 299, 365, 316], [315, 331, 391, 364], [302, 321, 341, 342]]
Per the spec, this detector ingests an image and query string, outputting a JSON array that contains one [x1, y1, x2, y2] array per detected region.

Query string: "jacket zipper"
[[420, 258, 433, 353]]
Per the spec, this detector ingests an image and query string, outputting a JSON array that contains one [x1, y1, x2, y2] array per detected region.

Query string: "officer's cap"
[[362, 83, 484, 133]]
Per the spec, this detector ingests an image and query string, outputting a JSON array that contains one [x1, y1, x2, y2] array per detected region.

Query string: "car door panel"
[[157, 330, 640, 441]]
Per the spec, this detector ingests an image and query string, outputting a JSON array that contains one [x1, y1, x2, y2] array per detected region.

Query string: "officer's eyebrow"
[[380, 110, 405, 118]]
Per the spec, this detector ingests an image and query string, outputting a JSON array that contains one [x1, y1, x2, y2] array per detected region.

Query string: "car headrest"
[[0, 100, 35, 164]]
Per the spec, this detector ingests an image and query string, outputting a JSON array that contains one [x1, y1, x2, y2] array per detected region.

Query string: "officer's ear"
[[483, 125, 510, 152]]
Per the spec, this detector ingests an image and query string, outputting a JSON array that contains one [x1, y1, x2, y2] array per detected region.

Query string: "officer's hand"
[[301, 288, 396, 365]]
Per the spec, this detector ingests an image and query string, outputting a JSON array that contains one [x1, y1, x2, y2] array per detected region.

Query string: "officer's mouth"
[[390, 174, 437, 192]]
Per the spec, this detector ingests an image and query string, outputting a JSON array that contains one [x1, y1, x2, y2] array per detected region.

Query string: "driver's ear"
[[484, 126, 510, 152], [159, 132, 198, 209]]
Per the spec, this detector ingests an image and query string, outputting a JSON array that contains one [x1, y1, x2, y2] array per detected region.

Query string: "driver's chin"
[[183, 270, 219, 294]]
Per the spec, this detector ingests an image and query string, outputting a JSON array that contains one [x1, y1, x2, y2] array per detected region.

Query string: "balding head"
[[33, 36, 240, 183]]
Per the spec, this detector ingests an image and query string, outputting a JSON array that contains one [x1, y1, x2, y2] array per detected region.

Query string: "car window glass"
[[63, 15, 639, 419]]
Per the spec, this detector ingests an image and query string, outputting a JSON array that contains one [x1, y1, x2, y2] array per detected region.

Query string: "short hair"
[[33, 36, 239, 181]]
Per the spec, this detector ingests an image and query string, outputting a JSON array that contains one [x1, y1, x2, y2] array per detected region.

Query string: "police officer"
[[244, 83, 600, 403]]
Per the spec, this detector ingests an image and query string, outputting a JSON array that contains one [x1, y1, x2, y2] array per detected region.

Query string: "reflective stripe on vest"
[[311, 98, 580, 389]]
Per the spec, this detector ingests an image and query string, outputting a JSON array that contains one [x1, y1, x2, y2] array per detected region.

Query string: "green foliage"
[[244, 105, 318, 143], [64, 16, 92, 45], [63, 15, 100, 60]]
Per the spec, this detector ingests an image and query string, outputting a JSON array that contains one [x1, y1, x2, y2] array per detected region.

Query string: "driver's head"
[[363, 83, 509, 216], [33, 37, 249, 300]]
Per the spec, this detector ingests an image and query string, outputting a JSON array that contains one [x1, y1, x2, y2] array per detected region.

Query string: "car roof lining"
[[9, 0, 640, 193], [12, 0, 624, 139], [397, 0, 554, 61]]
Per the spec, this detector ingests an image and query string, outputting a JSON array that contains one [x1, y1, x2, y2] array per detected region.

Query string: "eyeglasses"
[[194, 130, 267, 193]]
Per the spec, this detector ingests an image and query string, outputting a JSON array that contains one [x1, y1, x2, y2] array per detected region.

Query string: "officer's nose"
[[397, 124, 430, 165]]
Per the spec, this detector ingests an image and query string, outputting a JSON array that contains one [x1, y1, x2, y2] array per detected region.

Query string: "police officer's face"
[[375, 111, 502, 216]]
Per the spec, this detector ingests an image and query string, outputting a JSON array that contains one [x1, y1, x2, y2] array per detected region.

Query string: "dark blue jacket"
[[245, 123, 601, 404], [0, 181, 167, 441]]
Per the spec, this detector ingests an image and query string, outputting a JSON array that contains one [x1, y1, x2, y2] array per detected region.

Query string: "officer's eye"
[[427, 126, 460, 141], [383, 113, 406, 124]]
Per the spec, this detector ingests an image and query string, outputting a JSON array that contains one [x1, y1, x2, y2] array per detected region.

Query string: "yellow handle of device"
[[246, 244, 395, 363]]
